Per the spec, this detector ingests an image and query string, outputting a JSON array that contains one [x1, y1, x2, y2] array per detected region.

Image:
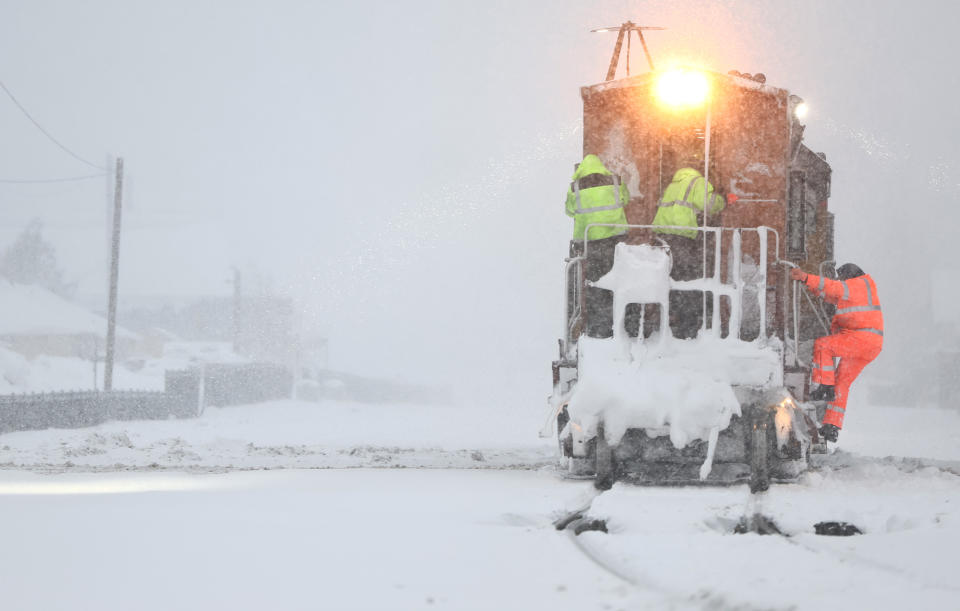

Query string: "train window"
[[825, 212, 835, 261], [804, 186, 818, 236], [658, 129, 723, 197], [787, 170, 806, 259]]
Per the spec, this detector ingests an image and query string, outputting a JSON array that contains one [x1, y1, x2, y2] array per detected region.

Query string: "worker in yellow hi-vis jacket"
[[565, 154, 629, 338]]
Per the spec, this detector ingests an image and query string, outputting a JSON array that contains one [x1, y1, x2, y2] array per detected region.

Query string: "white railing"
[[564, 224, 782, 353]]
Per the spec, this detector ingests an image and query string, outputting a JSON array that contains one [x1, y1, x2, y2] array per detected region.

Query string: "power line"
[[0, 78, 108, 172], [0, 172, 108, 184]]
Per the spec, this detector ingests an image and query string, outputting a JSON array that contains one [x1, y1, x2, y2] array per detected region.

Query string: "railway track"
[[554, 452, 960, 608]]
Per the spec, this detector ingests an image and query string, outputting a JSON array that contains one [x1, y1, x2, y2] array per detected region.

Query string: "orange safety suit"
[[803, 273, 884, 428]]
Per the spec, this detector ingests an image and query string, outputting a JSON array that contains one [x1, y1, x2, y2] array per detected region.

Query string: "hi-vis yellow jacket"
[[653, 168, 725, 239], [565, 154, 629, 241]]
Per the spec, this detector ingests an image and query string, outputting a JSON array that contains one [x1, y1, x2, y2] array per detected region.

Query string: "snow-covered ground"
[[0, 470, 628, 611], [0, 397, 958, 610], [582, 458, 959, 609], [0, 400, 556, 470]]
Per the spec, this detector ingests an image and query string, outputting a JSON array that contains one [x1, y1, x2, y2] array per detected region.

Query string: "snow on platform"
[[567, 334, 783, 478], [570, 335, 781, 444]]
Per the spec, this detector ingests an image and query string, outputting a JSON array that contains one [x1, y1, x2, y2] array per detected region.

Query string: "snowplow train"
[[546, 45, 836, 492]]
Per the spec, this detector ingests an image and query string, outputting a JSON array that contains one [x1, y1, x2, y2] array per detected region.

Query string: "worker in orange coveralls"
[[790, 263, 883, 443]]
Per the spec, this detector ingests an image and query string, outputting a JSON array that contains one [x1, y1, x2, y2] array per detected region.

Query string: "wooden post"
[[605, 25, 627, 82], [626, 28, 631, 76], [104, 157, 123, 391], [636, 29, 655, 71]]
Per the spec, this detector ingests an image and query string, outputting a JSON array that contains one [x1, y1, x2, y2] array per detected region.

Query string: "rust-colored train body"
[[579, 69, 833, 348], [548, 67, 837, 489]]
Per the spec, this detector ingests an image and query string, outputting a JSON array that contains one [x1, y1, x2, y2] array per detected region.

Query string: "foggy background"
[[1, 0, 957, 410]]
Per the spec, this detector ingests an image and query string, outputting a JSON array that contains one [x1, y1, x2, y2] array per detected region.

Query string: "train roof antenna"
[[592, 22, 665, 81]]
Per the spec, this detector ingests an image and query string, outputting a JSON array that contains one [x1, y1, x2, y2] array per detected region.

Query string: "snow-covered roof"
[[0, 280, 139, 340], [581, 67, 788, 99]]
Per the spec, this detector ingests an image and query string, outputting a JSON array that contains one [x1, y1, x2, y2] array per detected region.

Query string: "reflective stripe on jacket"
[[565, 154, 629, 241], [805, 273, 884, 339], [652, 168, 725, 239]]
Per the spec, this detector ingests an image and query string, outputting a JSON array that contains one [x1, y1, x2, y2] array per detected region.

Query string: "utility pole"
[[104, 157, 123, 391]]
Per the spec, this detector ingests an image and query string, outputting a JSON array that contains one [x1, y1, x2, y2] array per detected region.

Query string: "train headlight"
[[794, 102, 809, 120], [655, 69, 709, 108]]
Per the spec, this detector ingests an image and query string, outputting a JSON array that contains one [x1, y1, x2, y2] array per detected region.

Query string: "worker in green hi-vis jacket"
[[653, 166, 726, 339], [564, 154, 630, 338]]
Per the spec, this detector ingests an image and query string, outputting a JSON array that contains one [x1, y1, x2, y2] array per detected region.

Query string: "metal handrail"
[[570, 223, 781, 343], [778, 260, 802, 367], [776, 258, 835, 368], [580, 223, 780, 269], [802, 288, 831, 335], [562, 255, 585, 350], [812, 260, 837, 331]]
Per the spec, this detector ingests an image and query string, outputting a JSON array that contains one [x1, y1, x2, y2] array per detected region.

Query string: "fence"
[[0, 363, 292, 435], [201, 363, 292, 407]]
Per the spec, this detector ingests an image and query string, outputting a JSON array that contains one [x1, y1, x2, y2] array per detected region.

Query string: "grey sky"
[[1, 0, 957, 405]]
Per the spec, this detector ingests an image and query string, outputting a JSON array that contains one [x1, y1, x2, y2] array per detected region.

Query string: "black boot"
[[810, 385, 835, 402], [819, 423, 840, 443]]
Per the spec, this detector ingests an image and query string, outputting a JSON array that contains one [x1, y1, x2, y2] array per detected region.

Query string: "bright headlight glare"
[[794, 102, 809, 119], [655, 69, 709, 108]]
